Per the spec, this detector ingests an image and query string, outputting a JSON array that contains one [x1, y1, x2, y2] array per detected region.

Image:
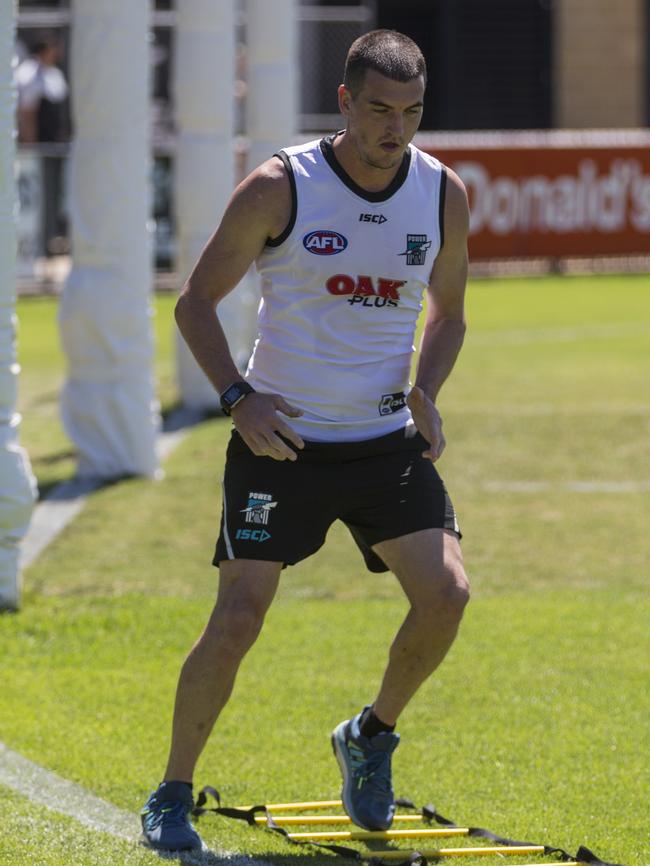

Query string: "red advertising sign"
[[417, 131, 650, 259]]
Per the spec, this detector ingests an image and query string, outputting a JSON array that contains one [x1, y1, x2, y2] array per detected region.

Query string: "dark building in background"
[[312, 0, 553, 130], [380, 0, 552, 130]]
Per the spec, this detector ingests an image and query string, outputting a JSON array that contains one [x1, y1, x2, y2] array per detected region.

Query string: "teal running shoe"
[[141, 781, 203, 851], [331, 708, 399, 831]]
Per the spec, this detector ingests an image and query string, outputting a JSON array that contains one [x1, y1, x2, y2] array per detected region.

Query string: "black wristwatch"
[[220, 381, 255, 415]]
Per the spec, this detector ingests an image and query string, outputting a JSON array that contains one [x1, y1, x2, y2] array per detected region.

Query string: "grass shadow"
[[142, 842, 331, 866], [161, 403, 225, 432], [31, 403, 224, 499]]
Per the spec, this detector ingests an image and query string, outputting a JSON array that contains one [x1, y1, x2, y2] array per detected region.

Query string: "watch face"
[[221, 382, 253, 411], [222, 384, 243, 406]]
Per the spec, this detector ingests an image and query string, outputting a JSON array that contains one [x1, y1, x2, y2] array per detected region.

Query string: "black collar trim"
[[319, 132, 411, 203]]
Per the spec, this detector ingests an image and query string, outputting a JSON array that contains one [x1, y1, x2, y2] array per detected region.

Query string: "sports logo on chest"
[[303, 229, 348, 255], [325, 274, 406, 308], [398, 234, 432, 265]]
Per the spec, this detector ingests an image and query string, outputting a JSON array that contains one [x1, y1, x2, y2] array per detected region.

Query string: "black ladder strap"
[[193, 788, 626, 866]]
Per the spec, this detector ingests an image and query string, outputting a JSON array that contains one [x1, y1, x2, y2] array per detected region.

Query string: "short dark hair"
[[344, 30, 427, 96], [29, 35, 59, 57]]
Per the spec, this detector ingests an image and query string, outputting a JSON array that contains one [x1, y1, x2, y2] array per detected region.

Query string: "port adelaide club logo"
[[235, 491, 277, 544], [399, 233, 432, 265], [303, 229, 348, 255]]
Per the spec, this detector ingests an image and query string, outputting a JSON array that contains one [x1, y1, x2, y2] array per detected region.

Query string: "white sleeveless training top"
[[245, 134, 447, 442]]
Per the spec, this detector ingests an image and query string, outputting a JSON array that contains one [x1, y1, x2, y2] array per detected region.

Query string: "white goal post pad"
[[59, 0, 159, 477], [0, 0, 37, 609]]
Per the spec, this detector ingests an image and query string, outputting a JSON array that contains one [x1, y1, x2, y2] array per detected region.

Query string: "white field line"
[[0, 741, 135, 840], [0, 740, 273, 866], [20, 407, 208, 571], [20, 476, 105, 569], [10, 406, 273, 863], [483, 480, 650, 493]]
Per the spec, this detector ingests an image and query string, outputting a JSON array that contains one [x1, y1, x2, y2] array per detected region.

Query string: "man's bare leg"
[[331, 528, 468, 830], [371, 528, 469, 726], [163, 559, 283, 782]]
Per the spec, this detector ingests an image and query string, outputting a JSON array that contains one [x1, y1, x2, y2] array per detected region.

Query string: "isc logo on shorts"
[[236, 491, 276, 542], [236, 528, 271, 542]]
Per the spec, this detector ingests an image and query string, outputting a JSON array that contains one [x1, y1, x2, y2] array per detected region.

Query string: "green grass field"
[[1, 275, 649, 866]]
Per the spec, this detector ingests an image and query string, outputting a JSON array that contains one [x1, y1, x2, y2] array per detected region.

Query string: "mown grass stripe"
[[483, 480, 650, 493]]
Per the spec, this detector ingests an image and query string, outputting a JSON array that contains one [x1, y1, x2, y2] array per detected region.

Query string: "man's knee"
[[213, 594, 268, 654], [447, 535, 470, 591], [205, 561, 281, 654], [440, 562, 470, 619], [416, 557, 470, 624], [438, 533, 470, 614]]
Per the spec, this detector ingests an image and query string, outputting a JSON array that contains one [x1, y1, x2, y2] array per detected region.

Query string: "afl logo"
[[303, 229, 348, 255]]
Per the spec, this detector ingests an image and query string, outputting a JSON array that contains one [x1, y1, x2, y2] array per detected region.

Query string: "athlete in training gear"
[[244, 133, 446, 442], [142, 29, 470, 850]]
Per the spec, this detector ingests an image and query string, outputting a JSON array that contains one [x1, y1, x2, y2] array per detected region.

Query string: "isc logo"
[[303, 230, 348, 255], [378, 392, 406, 416], [236, 528, 271, 542], [359, 213, 387, 224]]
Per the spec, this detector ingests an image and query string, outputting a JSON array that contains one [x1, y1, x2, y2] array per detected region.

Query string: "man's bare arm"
[[175, 157, 305, 461], [17, 105, 38, 144], [175, 157, 287, 392], [407, 167, 469, 461]]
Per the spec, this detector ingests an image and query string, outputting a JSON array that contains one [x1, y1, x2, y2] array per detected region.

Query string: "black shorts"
[[213, 426, 461, 574]]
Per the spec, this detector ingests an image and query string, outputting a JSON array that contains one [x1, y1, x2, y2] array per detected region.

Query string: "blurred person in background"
[[15, 35, 70, 256]]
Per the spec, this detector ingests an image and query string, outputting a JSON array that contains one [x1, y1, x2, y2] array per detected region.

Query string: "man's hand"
[[231, 392, 305, 461], [407, 385, 446, 462]]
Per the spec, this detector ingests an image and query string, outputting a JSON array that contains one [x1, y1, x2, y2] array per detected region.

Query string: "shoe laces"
[[144, 800, 191, 832], [351, 744, 392, 793]]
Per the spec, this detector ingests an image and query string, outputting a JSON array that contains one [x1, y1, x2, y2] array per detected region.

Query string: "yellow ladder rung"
[[255, 814, 427, 826], [289, 828, 470, 841], [360, 845, 546, 859]]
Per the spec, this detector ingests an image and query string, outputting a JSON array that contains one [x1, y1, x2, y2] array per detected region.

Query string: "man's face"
[[338, 69, 425, 171], [39, 44, 61, 66]]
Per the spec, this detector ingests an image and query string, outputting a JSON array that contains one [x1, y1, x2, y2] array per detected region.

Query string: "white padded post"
[[235, 0, 298, 369], [0, 0, 37, 609], [246, 0, 298, 173], [58, 0, 159, 478], [174, 0, 241, 409]]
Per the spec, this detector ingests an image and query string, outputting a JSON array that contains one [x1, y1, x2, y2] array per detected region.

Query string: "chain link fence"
[[298, 3, 376, 132]]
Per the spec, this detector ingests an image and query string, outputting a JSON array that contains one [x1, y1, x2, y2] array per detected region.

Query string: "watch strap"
[[220, 381, 255, 415]]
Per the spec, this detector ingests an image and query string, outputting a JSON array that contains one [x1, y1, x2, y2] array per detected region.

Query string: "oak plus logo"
[[326, 273, 406, 308], [303, 229, 348, 255]]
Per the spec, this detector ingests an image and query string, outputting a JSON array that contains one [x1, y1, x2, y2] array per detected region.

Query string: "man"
[[14, 36, 71, 257], [15, 37, 69, 145], [142, 29, 470, 852]]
